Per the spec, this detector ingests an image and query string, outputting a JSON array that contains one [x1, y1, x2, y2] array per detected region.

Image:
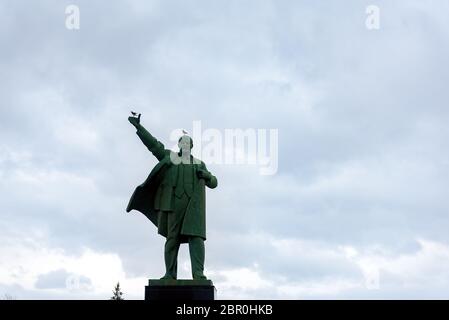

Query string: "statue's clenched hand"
[[196, 170, 211, 180], [128, 116, 140, 128]]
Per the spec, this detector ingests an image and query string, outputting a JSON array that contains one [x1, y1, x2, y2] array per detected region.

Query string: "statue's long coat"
[[126, 125, 217, 243]]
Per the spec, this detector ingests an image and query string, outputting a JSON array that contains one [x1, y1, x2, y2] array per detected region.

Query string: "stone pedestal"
[[145, 279, 216, 300]]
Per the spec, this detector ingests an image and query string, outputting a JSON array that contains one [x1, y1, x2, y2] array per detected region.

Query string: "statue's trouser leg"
[[189, 236, 206, 279], [163, 193, 189, 279], [164, 236, 180, 279]]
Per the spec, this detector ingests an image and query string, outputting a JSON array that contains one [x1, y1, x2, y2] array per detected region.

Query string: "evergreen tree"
[[110, 282, 124, 300]]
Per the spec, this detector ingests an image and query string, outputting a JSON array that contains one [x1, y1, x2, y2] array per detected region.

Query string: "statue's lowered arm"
[[197, 162, 218, 189]]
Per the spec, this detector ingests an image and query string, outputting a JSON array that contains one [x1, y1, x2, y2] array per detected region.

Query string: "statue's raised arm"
[[128, 114, 166, 161]]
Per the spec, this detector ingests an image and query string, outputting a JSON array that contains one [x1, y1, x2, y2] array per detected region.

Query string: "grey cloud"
[[35, 269, 92, 290], [1, 0, 449, 298]]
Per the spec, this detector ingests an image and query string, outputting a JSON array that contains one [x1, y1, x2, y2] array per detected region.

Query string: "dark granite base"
[[145, 279, 216, 300]]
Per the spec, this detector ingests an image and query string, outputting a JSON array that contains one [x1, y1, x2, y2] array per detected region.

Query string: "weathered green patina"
[[126, 115, 217, 280]]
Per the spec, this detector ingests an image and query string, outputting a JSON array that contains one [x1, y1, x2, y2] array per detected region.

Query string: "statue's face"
[[178, 135, 192, 153]]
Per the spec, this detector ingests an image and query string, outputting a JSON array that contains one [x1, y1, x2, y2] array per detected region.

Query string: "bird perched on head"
[[182, 129, 188, 135]]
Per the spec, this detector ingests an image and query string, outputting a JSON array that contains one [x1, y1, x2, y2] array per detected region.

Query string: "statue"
[[126, 113, 218, 281]]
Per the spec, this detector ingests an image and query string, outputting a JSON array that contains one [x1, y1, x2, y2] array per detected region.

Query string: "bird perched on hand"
[[131, 111, 141, 121]]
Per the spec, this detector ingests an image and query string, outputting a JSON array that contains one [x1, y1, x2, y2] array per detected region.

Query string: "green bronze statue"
[[126, 114, 218, 280]]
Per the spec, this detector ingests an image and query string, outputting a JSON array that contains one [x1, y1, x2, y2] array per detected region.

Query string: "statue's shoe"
[[193, 274, 207, 280], [160, 274, 176, 280]]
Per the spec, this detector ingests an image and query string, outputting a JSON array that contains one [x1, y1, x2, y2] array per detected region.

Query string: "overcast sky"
[[1, 0, 449, 299]]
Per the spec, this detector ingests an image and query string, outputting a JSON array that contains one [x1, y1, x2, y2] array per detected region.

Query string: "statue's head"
[[178, 135, 193, 153]]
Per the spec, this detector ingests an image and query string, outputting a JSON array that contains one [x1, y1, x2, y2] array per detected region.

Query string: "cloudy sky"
[[1, 0, 449, 299]]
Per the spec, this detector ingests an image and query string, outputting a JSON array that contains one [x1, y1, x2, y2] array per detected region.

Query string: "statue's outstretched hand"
[[128, 116, 140, 128]]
